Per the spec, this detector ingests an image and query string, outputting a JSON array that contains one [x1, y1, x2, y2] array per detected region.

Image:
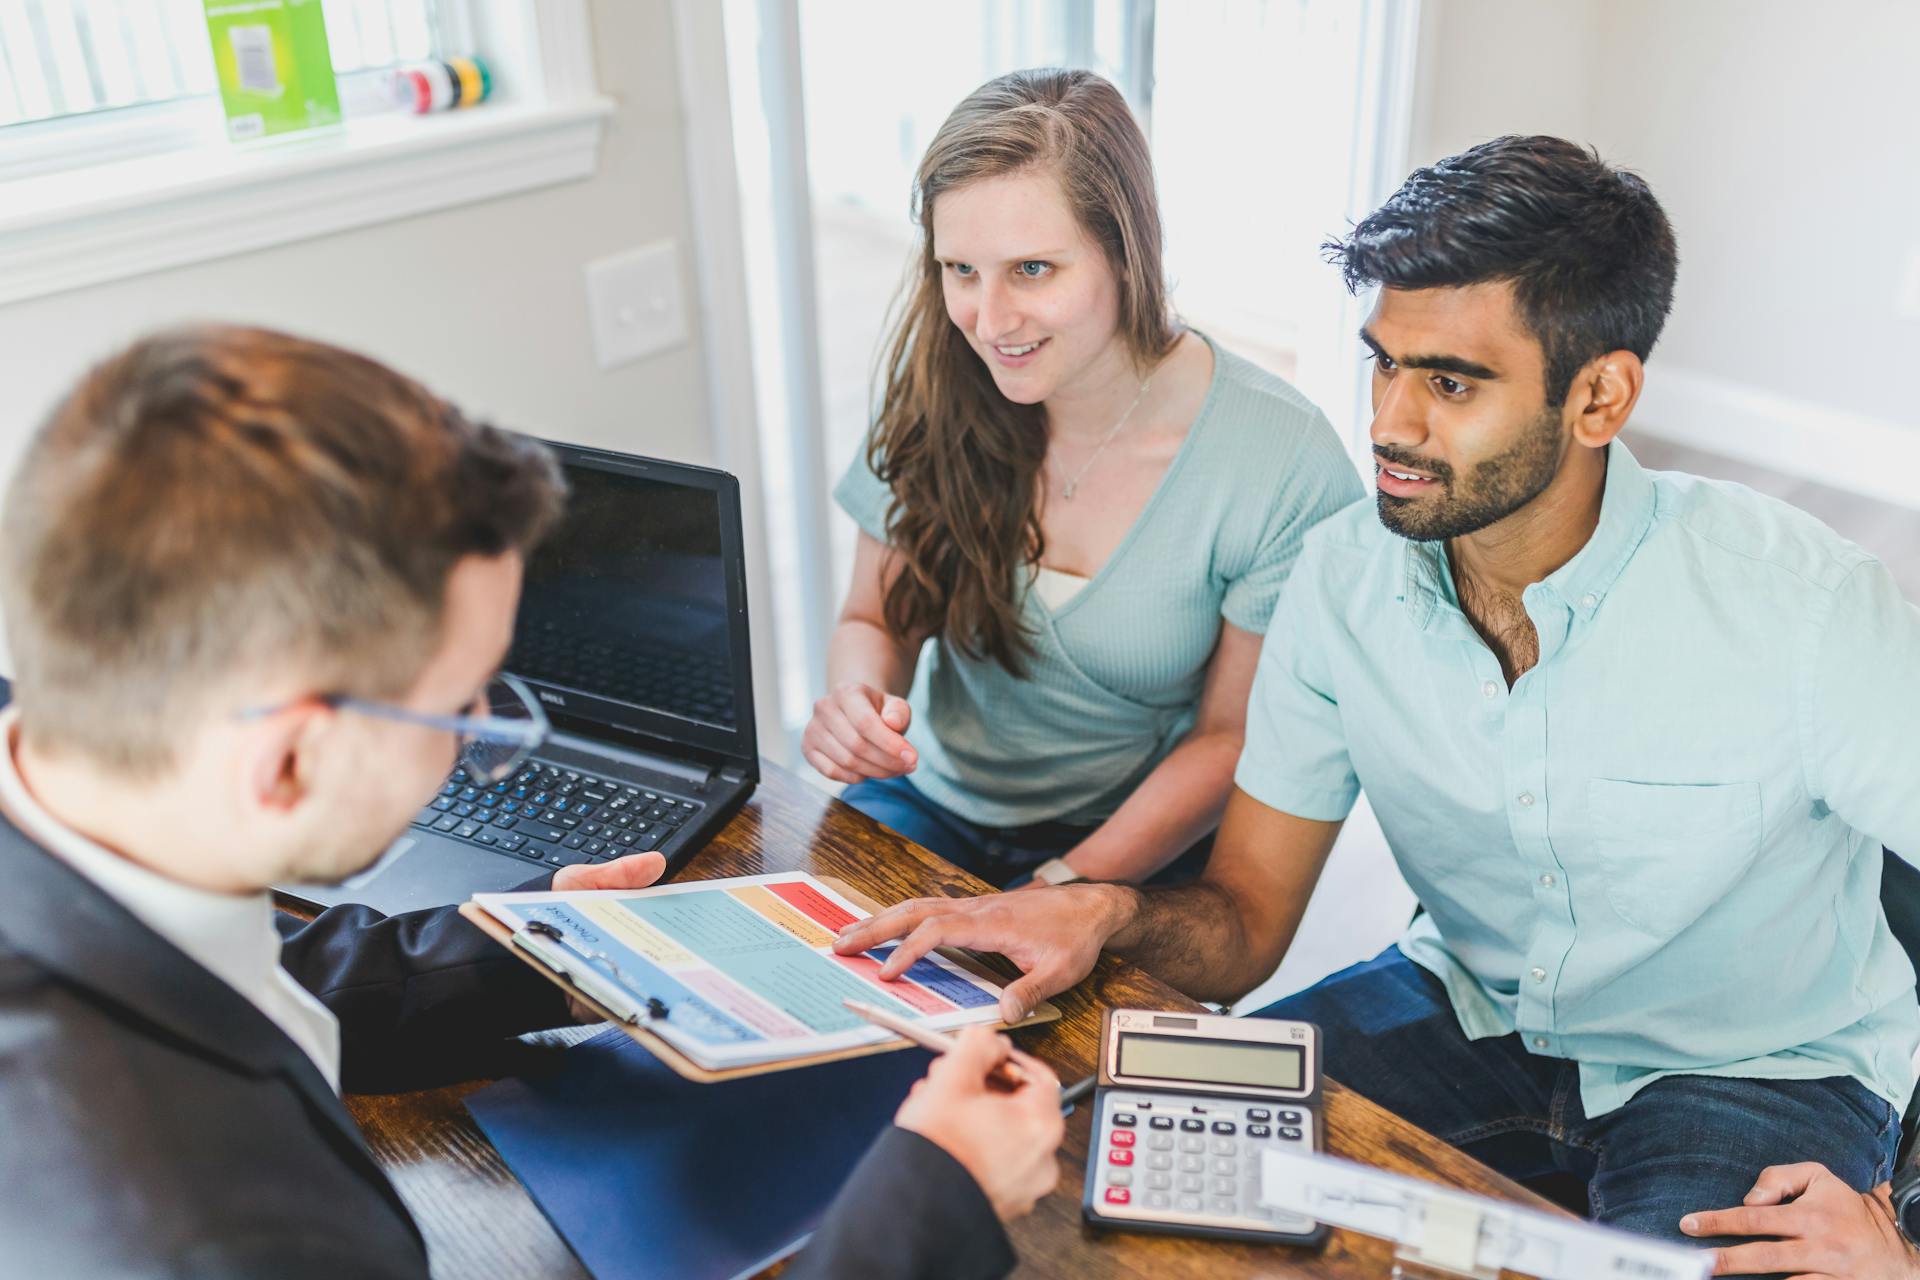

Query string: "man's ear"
[[1565, 350, 1644, 449], [245, 702, 333, 813]]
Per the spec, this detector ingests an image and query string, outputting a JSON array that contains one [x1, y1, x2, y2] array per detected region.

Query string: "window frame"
[[0, 0, 610, 306]]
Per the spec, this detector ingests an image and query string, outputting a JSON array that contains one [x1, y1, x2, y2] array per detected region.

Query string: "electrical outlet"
[[1900, 247, 1920, 320], [585, 241, 688, 370]]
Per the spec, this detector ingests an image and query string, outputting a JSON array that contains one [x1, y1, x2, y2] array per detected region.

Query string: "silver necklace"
[[1057, 373, 1153, 500]]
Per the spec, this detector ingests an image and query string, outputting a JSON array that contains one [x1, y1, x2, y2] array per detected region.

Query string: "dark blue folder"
[[466, 1028, 933, 1280]]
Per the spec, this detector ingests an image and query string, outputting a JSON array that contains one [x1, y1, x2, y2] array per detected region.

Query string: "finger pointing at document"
[[834, 883, 1134, 1024]]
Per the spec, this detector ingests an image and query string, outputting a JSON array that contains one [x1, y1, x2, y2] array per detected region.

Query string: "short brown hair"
[[0, 325, 565, 776]]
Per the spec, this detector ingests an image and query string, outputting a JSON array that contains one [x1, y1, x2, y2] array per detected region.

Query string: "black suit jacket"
[[0, 807, 1013, 1278]]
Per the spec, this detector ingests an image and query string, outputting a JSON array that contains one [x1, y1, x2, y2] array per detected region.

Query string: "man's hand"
[[802, 681, 916, 784], [550, 852, 667, 1022], [1682, 1162, 1918, 1279], [833, 883, 1134, 1023], [551, 850, 668, 893], [894, 1026, 1064, 1223]]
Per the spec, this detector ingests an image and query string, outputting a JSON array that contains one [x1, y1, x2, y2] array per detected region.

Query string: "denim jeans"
[[839, 774, 1212, 888], [1254, 946, 1900, 1248]]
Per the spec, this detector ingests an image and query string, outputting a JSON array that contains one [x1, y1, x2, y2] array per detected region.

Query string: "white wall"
[[1410, 0, 1601, 166], [1406, 0, 1920, 501], [1590, 0, 1920, 432], [0, 0, 711, 487]]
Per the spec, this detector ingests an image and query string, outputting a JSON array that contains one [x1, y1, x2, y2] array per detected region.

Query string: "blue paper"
[[467, 1029, 932, 1280]]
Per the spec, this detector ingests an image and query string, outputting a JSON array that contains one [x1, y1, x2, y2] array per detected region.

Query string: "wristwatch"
[[1891, 1157, 1920, 1246], [1030, 857, 1084, 886]]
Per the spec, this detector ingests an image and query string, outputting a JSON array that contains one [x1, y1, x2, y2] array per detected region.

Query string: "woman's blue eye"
[[1018, 261, 1051, 278], [948, 262, 974, 277]]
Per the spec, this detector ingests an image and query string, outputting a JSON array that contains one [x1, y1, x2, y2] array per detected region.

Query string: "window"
[[0, 0, 448, 128], [0, 0, 607, 307], [719, 0, 1417, 749]]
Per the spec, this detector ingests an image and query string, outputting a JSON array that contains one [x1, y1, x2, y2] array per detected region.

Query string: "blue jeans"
[[1255, 946, 1900, 1247], [840, 774, 1213, 888]]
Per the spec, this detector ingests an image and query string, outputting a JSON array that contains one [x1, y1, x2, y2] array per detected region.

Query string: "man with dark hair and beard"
[[834, 135, 1920, 1254]]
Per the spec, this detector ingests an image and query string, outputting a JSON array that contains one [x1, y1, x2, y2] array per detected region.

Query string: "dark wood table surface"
[[343, 761, 1552, 1278]]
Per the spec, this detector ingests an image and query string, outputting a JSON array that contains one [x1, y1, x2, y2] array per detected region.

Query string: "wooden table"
[[345, 762, 1552, 1278]]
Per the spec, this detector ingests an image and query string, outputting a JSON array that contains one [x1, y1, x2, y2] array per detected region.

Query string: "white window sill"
[[0, 97, 613, 306]]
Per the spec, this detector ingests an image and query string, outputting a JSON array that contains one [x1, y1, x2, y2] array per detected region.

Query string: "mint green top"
[[834, 339, 1362, 827], [1237, 440, 1920, 1117]]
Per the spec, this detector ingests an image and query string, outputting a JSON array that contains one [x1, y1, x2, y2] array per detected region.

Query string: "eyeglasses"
[[240, 673, 551, 783]]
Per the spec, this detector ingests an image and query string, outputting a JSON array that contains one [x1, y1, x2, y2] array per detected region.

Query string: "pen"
[[842, 998, 1031, 1092], [517, 918, 670, 1025]]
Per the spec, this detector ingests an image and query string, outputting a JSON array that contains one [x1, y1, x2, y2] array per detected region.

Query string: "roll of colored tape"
[[419, 59, 454, 112], [448, 57, 484, 108], [396, 66, 432, 114]]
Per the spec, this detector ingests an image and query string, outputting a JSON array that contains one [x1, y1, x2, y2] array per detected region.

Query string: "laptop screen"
[[507, 451, 752, 758]]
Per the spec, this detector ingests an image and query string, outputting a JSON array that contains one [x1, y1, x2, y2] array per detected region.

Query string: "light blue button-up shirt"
[[1238, 441, 1920, 1116]]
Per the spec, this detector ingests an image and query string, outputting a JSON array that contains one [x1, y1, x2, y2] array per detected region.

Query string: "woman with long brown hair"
[[804, 68, 1360, 887]]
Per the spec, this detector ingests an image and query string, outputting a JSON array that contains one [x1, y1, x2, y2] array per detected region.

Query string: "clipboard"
[[460, 875, 1060, 1083]]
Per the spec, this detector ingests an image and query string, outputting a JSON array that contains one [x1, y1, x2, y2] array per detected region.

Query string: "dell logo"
[[537, 691, 566, 706]]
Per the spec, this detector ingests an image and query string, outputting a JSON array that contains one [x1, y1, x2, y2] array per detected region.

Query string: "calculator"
[[1081, 1008, 1327, 1247]]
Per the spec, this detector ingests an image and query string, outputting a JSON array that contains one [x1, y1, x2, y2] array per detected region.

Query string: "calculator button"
[[1147, 1134, 1173, 1151], [1177, 1195, 1204, 1213], [1179, 1174, 1204, 1193], [1212, 1121, 1237, 1135], [1247, 1107, 1272, 1121], [1147, 1154, 1172, 1171], [1111, 1112, 1137, 1128], [1180, 1118, 1205, 1132], [1178, 1155, 1205, 1174], [1149, 1116, 1173, 1130], [1249, 1124, 1271, 1138], [1147, 1192, 1171, 1208], [1213, 1177, 1236, 1195], [1108, 1149, 1133, 1166], [1147, 1173, 1171, 1190], [1212, 1157, 1236, 1175], [1211, 1196, 1237, 1215], [1212, 1138, 1237, 1156], [1110, 1130, 1135, 1148], [1107, 1170, 1133, 1187], [1280, 1110, 1303, 1124], [1104, 1188, 1131, 1205], [1179, 1136, 1205, 1153], [1280, 1125, 1303, 1141]]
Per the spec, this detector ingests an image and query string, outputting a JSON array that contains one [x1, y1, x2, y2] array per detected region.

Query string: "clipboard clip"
[[515, 918, 670, 1025]]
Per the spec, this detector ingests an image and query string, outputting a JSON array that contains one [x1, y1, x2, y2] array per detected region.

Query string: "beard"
[[1375, 406, 1565, 542]]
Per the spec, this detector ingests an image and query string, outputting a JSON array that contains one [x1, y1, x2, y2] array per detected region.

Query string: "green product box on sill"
[[203, 0, 342, 143]]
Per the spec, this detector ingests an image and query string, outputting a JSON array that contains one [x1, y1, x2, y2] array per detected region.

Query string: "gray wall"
[[1410, 0, 1918, 434], [0, 0, 711, 487]]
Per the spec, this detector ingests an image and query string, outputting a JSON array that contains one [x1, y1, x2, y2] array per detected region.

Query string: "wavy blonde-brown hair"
[[870, 67, 1176, 674]]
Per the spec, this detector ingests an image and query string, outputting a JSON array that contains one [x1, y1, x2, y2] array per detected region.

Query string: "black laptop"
[[277, 442, 759, 916]]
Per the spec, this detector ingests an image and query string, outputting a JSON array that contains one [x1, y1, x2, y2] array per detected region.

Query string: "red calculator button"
[[1108, 1149, 1133, 1166], [1110, 1130, 1136, 1147], [1105, 1187, 1131, 1205]]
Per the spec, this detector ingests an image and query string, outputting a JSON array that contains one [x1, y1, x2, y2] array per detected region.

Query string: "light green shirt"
[[1238, 440, 1920, 1116], [835, 339, 1362, 827]]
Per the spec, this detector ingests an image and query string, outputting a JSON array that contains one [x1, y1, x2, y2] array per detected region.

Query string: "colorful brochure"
[[470, 872, 1006, 1071]]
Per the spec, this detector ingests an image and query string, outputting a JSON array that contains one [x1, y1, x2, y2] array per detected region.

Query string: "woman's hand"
[[802, 681, 918, 783]]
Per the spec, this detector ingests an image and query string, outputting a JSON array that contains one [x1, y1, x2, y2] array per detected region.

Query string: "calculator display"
[[1116, 1033, 1304, 1090]]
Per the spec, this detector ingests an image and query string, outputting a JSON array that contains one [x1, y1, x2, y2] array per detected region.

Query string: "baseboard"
[[1632, 368, 1919, 513]]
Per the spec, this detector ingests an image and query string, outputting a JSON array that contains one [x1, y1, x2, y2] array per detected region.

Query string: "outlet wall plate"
[[586, 241, 689, 369], [1898, 247, 1920, 321]]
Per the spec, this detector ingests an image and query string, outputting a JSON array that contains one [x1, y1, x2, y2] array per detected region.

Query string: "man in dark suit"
[[0, 326, 1061, 1278]]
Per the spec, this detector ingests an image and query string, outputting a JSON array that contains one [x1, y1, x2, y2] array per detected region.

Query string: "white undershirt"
[[0, 710, 342, 1091], [1032, 564, 1090, 611]]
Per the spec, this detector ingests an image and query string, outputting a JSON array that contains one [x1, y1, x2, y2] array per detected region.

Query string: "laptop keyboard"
[[409, 761, 704, 871]]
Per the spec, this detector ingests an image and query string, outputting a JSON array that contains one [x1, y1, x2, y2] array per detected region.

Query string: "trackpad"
[[281, 835, 549, 916]]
